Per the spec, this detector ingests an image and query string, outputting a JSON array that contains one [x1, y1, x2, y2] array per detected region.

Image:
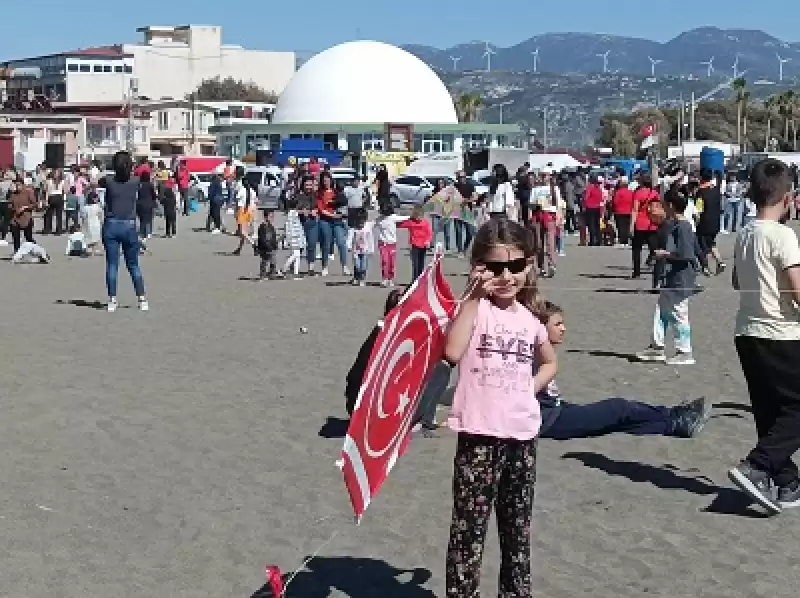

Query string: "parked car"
[[245, 166, 285, 210], [389, 174, 456, 207]]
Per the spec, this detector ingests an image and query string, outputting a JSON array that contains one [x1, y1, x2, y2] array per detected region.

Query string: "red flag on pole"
[[340, 254, 456, 521]]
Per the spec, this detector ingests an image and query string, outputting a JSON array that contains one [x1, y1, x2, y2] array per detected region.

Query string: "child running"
[[536, 301, 711, 439], [636, 189, 698, 365], [444, 217, 557, 597], [728, 158, 800, 514], [398, 205, 432, 281]]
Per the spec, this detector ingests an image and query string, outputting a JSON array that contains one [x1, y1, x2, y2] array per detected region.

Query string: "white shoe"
[[359, 281, 366, 287], [0, 239, 8, 246], [211, 229, 221, 235], [343, 266, 351, 276], [107, 298, 118, 313], [321, 267, 329, 277], [380, 279, 389, 287], [328, 254, 335, 262], [138, 298, 149, 312]]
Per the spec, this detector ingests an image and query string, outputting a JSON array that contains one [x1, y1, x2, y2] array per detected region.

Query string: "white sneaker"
[[359, 281, 366, 287], [388, 280, 395, 288], [321, 267, 329, 277], [380, 279, 389, 287], [107, 298, 118, 313], [211, 229, 221, 235], [328, 254, 335, 262], [0, 239, 8, 247], [138, 298, 149, 312], [343, 266, 351, 276]]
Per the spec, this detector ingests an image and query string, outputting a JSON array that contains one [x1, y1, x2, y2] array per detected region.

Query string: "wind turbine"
[[531, 48, 540, 73], [483, 42, 496, 72], [597, 50, 610, 73], [732, 53, 741, 78], [648, 56, 662, 77], [450, 56, 461, 72], [701, 56, 715, 77], [777, 53, 791, 82]]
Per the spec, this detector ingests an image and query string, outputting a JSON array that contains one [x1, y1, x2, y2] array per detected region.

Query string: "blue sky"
[[1, 0, 797, 61]]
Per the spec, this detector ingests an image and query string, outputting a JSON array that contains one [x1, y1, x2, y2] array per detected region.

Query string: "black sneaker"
[[716, 262, 727, 276], [728, 461, 782, 515], [778, 479, 800, 509], [670, 397, 711, 438]]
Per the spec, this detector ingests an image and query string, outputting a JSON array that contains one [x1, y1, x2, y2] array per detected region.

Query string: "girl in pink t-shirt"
[[443, 217, 557, 597]]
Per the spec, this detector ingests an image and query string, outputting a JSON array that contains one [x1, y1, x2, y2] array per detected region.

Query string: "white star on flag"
[[395, 388, 411, 416]]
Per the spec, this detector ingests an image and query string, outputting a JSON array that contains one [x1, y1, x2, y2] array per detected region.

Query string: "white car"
[[188, 172, 214, 202], [389, 174, 455, 206], [245, 166, 284, 210]]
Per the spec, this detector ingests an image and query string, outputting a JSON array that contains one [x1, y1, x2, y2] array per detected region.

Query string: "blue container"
[[700, 147, 725, 175]]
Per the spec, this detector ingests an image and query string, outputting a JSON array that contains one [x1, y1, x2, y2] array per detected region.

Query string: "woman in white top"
[[486, 164, 516, 220], [44, 169, 66, 235], [81, 191, 104, 256]]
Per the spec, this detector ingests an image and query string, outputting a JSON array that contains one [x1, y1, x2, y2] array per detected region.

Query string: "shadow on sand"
[[319, 417, 350, 439], [578, 273, 634, 280], [714, 401, 753, 414], [566, 348, 639, 363], [251, 556, 435, 598], [561, 451, 769, 518], [55, 299, 125, 310]]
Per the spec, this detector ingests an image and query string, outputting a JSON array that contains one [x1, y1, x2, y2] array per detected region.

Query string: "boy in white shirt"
[[728, 158, 800, 514]]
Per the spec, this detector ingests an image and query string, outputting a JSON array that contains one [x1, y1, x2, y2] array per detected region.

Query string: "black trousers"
[[43, 195, 64, 234], [735, 335, 800, 487], [181, 189, 190, 216], [207, 202, 222, 231], [10, 222, 34, 252], [410, 246, 426, 281], [631, 229, 657, 277], [584, 208, 602, 246], [614, 214, 632, 245], [565, 208, 577, 234], [65, 209, 79, 230], [164, 209, 177, 236], [0, 202, 10, 239]]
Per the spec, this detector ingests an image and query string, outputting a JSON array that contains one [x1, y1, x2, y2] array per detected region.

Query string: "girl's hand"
[[465, 264, 495, 300]]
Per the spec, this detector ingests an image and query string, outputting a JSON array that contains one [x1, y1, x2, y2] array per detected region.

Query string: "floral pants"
[[446, 432, 537, 598]]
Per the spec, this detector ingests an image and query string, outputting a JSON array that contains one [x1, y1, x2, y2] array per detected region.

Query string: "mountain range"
[[402, 27, 800, 81]]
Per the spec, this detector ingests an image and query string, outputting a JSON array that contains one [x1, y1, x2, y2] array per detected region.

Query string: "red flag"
[[340, 255, 456, 520], [640, 123, 655, 138]]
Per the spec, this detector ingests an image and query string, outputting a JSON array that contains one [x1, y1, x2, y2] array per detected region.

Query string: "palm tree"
[[454, 93, 484, 123], [732, 77, 747, 149], [779, 90, 795, 145], [741, 90, 752, 150], [765, 95, 779, 151]]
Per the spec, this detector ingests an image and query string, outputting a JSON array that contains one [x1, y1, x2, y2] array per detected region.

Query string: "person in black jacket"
[[256, 210, 280, 279], [695, 169, 726, 275], [136, 170, 157, 244], [160, 179, 178, 238]]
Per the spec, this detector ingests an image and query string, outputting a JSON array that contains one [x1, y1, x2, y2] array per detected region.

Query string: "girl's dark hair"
[[379, 198, 394, 216], [639, 174, 653, 189], [384, 288, 405, 316], [319, 171, 333, 192], [140, 169, 151, 183], [489, 164, 510, 195], [534, 300, 563, 324], [470, 217, 543, 314], [112, 151, 133, 175]]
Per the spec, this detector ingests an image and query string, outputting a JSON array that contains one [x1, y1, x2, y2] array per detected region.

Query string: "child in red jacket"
[[398, 205, 433, 281]]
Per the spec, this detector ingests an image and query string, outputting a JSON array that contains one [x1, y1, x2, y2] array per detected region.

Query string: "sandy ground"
[[0, 211, 798, 598]]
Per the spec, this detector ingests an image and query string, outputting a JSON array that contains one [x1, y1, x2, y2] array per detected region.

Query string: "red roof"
[[64, 45, 131, 58]]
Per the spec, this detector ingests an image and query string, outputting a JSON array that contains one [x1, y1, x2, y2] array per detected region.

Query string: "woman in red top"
[[630, 174, 660, 279], [582, 175, 604, 246], [610, 179, 634, 246], [316, 171, 342, 276]]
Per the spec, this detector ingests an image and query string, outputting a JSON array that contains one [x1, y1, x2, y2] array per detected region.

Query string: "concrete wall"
[[66, 72, 132, 103]]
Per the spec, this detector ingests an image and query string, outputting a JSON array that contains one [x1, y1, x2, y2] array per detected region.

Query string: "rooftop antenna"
[[732, 53, 740, 78], [777, 53, 791, 82], [531, 48, 540, 73], [483, 42, 496, 72], [701, 56, 715, 77], [648, 56, 662, 77], [596, 50, 610, 73], [450, 56, 461, 72]]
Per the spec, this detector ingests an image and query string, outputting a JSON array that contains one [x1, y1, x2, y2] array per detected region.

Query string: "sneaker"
[[702, 267, 712, 277], [380, 279, 389, 287], [558, 250, 566, 257], [107, 298, 118, 313], [359, 281, 366, 287], [328, 253, 335, 262], [320, 267, 329, 277], [211, 229, 221, 235], [716, 262, 727, 276], [666, 352, 696, 366], [728, 461, 782, 515], [387, 280, 395, 288], [343, 266, 351, 276], [778, 479, 800, 509], [138, 298, 149, 312], [636, 345, 666, 362], [0, 239, 8, 246], [670, 397, 711, 438], [350, 279, 358, 286]]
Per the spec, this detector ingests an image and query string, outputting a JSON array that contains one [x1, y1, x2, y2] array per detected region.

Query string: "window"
[[395, 176, 422, 187], [19, 129, 34, 151], [49, 131, 66, 143], [497, 135, 508, 146], [442, 133, 454, 152], [114, 66, 123, 73], [86, 124, 103, 144], [103, 65, 112, 73], [79, 64, 90, 73], [157, 111, 169, 131], [67, 64, 78, 72], [182, 111, 191, 131], [93, 65, 102, 72], [136, 127, 147, 143], [124, 65, 133, 73], [412, 134, 422, 153]]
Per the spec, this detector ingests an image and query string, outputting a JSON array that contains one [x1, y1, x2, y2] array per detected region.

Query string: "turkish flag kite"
[[340, 254, 456, 521]]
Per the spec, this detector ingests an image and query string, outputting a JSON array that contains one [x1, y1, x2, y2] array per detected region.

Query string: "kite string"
[[281, 528, 341, 597]]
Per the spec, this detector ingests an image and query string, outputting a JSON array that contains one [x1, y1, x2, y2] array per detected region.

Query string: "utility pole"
[[542, 107, 549, 149], [677, 93, 683, 148], [690, 92, 696, 142], [190, 92, 197, 154], [126, 77, 138, 153]]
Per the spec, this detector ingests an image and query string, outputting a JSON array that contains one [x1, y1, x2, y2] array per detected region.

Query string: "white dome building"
[[271, 41, 458, 125]]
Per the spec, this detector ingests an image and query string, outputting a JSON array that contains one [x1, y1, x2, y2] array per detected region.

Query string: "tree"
[[732, 77, 747, 149], [454, 93, 484, 123], [764, 95, 779, 151], [190, 77, 279, 103]]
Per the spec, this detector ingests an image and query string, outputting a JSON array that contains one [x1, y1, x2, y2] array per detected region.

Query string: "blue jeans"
[[303, 218, 319, 266], [317, 219, 332, 268], [454, 219, 474, 254], [430, 215, 451, 250], [353, 254, 369, 280], [724, 200, 741, 232], [226, 182, 235, 206], [540, 397, 673, 439], [103, 218, 145, 298], [331, 220, 348, 268], [139, 218, 152, 238]]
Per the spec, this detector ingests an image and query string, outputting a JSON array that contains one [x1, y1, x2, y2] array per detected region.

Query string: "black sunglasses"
[[482, 258, 528, 276]]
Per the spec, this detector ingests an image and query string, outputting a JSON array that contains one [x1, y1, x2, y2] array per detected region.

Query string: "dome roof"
[[272, 41, 458, 125]]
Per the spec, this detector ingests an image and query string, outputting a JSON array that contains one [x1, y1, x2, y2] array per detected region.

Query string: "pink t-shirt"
[[447, 299, 547, 440]]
